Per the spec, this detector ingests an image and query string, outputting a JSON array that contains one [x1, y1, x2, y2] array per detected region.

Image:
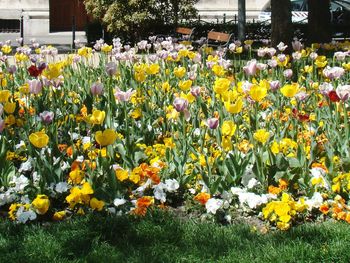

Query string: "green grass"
[[1, 210, 350, 263]]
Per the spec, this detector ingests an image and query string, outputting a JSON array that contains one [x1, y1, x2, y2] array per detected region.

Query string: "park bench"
[[156, 26, 195, 43], [205, 30, 234, 48]]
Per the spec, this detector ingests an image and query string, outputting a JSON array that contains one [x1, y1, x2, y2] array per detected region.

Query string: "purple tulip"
[[91, 82, 104, 96], [7, 65, 17, 74], [319, 82, 334, 96], [283, 69, 293, 79], [336, 85, 350, 101], [269, 80, 281, 91], [190, 86, 201, 97], [207, 118, 219, 129], [243, 59, 257, 76], [105, 62, 117, 76], [28, 79, 43, 95], [323, 66, 345, 80], [39, 111, 55, 124], [0, 118, 4, 133], [114, 88, 135, 102], [173, 97, 188, 112]]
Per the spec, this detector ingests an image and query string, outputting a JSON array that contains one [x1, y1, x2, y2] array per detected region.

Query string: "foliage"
[[83, 0, 199, 41]]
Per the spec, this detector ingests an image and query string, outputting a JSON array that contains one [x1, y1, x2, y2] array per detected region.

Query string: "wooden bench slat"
[[207, 31, 230, 42], [176, 27, 193, 35]]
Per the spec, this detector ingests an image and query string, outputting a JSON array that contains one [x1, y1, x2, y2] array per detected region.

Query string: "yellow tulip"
[[174, 67, 186, 78], [280, 83, 299, 98], [0, 90, 11, 103], [146, 64, 160, 75], [179, 79, 192, 91], [95, 129, 117, 146], [90, 109, 105, 125], [253, 129, 270, 144], [29, 131, 49, 148], [3, 102, 16, 114], [213, 77, 231, 95], [221, 120, 236, 137], [212, 64, 226, 77], [101, 44, 113, 53], [1, 45, 12, 54], [224, 96, 243, 114], [249, 84, 267, 102]]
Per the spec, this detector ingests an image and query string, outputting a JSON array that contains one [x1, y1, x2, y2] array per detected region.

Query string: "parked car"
[[258, 0, 350, 25]]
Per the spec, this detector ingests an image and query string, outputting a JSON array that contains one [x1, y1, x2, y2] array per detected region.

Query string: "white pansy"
[[305, 192, 323, 210], [113, 198, 127, 207], [237, 192, 270, 209], [153, 183, 167, 203], [205, 198, 224, 214], [0, 191, 16, 206], [247, 178, 259, 189], [10, 175, 29, 192], [16, 207, 37, 224], [18, 158, 33, 173], [55, 182, 69, 193], [165, 179, 179, 192], [133, 179, 152, 194]]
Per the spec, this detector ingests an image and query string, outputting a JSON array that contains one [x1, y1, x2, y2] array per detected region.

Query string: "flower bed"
[[0, 38, 350, 230]]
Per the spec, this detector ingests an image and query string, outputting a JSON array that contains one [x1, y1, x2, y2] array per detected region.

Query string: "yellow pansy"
[[116, 169, 129, 182], [90, 197, 105, 211], [53, 211, 66, 221], [31, 195, 50, 215]]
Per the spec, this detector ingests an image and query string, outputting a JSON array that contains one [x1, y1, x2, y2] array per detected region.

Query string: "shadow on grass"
[[1, 210, 350, 263]]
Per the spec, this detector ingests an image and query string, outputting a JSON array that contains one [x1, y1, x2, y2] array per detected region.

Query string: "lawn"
[[1, 210, 350, 263]]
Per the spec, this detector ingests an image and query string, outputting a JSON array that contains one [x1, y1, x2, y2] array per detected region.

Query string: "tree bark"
[[271, 0, 292, 50], [308, 0, 331, 44], [238, 0, 246, 41]]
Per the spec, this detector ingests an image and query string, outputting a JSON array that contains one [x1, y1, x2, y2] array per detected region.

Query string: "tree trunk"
[[308, 0, 331, 44], [271, 0, 292, 50], [238, 0, 246, 41]]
